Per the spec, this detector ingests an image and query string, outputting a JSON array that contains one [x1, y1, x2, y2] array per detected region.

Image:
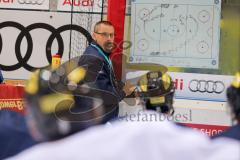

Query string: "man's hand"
[[123, 81, 136, 96]]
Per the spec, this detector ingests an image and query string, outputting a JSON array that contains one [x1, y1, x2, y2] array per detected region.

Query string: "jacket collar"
[[91, 41, 110, 57]]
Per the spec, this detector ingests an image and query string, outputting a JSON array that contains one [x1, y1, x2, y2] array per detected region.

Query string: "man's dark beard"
[[104, 42, 114, 53]]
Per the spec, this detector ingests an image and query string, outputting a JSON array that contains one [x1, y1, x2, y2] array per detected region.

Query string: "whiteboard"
[[130, 0, 221, 69]]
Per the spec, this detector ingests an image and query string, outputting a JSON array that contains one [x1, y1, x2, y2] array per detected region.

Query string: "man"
[[0, 69, 3, 83], [212, 72, 240, 141], [78, 21, 135, 123]]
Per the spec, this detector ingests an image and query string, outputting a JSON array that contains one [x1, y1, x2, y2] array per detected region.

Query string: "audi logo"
[[188, 79, 225, 94], [0, 21, 92, 71], [18, 0, 45, 5], [97, 0, 108, 9]]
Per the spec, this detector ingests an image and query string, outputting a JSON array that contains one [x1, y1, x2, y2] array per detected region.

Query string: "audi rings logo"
[[18, 0, 45, 5], [0, 21, 92, 71], [188, 79, 225, 94], [97, 0, 108, 9]]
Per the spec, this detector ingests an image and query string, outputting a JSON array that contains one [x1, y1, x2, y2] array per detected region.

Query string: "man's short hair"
[[94, 21, 114, 32]]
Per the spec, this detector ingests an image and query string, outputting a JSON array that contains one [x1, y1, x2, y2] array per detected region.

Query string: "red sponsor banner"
[[0, 84, 25, 114], [181, 123, 230, 136], [107, 0, 126, 80]]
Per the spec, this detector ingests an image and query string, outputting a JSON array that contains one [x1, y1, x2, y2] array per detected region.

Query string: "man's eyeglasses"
[[95, 32, 115, 38]]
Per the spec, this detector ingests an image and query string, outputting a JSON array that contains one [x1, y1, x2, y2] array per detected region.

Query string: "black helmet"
[[24, 56, 118, 141], [227, 72, 240, 120], [137, 71, 175, 115]]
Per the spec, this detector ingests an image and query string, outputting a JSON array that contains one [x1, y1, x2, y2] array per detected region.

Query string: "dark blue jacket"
[[76, 42, 125, 123], [0, 110, 37, 159], [212, 124, 240, 141], [0, 69, 3, 83]]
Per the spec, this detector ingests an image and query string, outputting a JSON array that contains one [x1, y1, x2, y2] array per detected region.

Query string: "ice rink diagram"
[[130, 0, 221, 69]]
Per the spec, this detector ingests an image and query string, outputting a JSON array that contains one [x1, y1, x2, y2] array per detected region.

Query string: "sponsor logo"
[[18, 0, 45, 5], [0, 0, 14, 4], [173, 78, 183, 90], [188, 79, 225, 94], [0, 99, 24, 111], [62, 0, 94, 7], [184, 123, 229, 136], [0, 21, 92, 71]]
